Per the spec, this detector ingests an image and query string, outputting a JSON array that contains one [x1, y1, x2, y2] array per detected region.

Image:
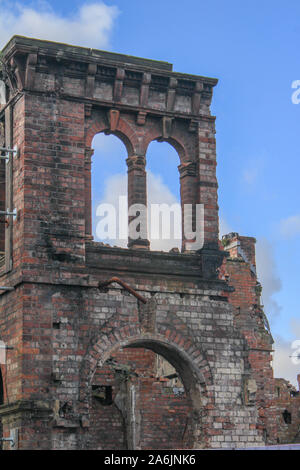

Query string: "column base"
[[128, 239, 150, 250]]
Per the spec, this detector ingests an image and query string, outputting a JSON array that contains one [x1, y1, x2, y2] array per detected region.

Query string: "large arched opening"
[[91, 132, 128, 248], [85, 335, 208, 450], [146, 140, 182, 252]]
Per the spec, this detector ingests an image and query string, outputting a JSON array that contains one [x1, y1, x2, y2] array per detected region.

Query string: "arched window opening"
[[91, 133, 128, 248], [89, 345, 193, 450], [146, 141, 182, 252]]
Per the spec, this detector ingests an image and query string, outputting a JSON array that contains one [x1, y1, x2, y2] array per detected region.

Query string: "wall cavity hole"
[[92, 385, 113, 406]]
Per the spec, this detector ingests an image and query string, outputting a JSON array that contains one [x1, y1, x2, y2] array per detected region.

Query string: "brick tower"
[[0, 36, 276, 449]]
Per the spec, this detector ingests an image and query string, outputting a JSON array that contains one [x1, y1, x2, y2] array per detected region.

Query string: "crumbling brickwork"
[[0, 36, 295, 450], [219, 233, 300, 445], [273, 375, 300, 444], [219, 233, 277, 442]]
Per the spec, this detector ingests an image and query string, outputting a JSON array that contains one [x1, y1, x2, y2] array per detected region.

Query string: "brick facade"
[[0, 36, 297, 450], [273, 376, 300, 443], [219, 233, 300, 445]]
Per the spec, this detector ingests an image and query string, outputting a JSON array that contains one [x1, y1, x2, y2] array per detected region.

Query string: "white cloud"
[[242, 167, 259, 186], [272, 331, 300, 388], [256, 238, 282, 319], [147, 172, 181, 252], [93, 172, 127, 248], [219, 216, 232, 238], [0, 2, 119, 49], [241, 157, 265, 188], [93, 171, 182, 251], [290, 317, 300, 338], [279, 214, 300, 239]]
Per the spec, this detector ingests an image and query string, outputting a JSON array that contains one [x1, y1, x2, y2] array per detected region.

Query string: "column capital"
[[85, 148, 94, 165], [178, 161, 197, 178], [126, 155, 146, 171]]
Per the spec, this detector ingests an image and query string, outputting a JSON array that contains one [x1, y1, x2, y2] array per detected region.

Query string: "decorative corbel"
[[10, 56, 25, 91], [84, 104, 93, 117], [85, 63, 97, 98], [139, 72, 151, 107], [113, 68, 125, 102], [166, 77, 177, 111], [136, 111, 147, 126], [107, 109, 120, 132], [162, 116, 173, 139], [25, 53, 38, 90], [202, 83, 213, 107], [192, 81, 203, 115], [188, 119, 199, 133]]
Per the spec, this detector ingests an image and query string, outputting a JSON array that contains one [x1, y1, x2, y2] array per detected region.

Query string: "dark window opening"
[[282, 409, 292, 424], [276, 387, 280, 398], [92, 385, 113, 406]]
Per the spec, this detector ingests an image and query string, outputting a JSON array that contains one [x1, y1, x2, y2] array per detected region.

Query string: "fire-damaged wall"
[[0, 36, 296, 450], [219, 233, 300, 445], [273, 376, 300, 444]]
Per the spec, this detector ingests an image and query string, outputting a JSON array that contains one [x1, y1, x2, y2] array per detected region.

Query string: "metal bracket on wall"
[[0, 209, 17, 220], [0, 147, 17, 160], [0, 437, 15, 447], [98, 277, 147, 304]]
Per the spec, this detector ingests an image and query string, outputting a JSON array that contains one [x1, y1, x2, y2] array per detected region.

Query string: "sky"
[[0, 0, 299, 386]]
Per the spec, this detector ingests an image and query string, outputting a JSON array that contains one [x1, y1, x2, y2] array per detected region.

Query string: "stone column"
[[84, 148, 94, 239], [178, 161, 198, 252], [126, 155, 150, 250], [197, 120, 219, 249]]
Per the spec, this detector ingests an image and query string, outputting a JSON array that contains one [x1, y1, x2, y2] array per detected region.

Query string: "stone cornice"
[[1, 36, 218, 123], [1, 36, 218, 85]]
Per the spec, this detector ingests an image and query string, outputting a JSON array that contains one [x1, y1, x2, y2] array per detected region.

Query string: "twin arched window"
[[91, 133, 183, 252]]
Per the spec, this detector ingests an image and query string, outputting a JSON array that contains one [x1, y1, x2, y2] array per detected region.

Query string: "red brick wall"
[[274, 378, 300, 444], [219, 233, 277, 443], [0, 37, 271, 451], [88, 347, 193, 450]]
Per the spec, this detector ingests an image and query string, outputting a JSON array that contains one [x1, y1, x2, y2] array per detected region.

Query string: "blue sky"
[[1, 0, 299, 384]]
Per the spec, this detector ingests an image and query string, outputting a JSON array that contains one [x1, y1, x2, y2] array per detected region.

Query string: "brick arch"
[[85, 115, 141, 157], [79, 325, 214, 448], [143, 135, 187, 164], [80, 318, 214, 404], [84, 114, 143, 238]]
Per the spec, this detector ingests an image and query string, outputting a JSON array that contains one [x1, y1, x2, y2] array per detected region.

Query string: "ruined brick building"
[[0, 36, 299, 449]]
